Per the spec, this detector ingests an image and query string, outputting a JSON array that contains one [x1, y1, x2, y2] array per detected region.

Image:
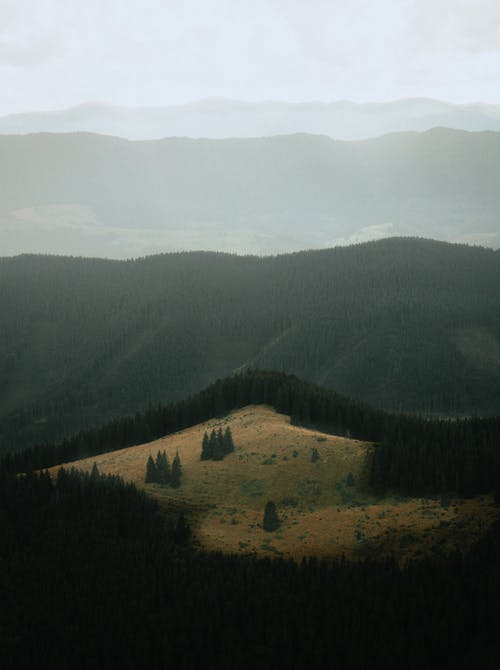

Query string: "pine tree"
[[173, 511, 190, 545], [223, 427, 235, 455], [156, 450, 171, 485], [311, 447, 319, 463], [90, 462, 100, 481], [145, 455, 158, 483], [263, 501, 280, 532], [213, 428, 225, 461], [171, 451, 182, 488], [208, 430, 217, 459], [200, 432, 211, 461]]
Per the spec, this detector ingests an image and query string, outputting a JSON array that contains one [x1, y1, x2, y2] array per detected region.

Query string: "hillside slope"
[[50, 405, 497, 562], [1, 128, 500, 257], [1, 238, 499, 450]]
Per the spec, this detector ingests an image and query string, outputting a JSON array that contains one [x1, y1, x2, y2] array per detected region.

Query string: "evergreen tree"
[[311, 447, 320, 463], [156, 450, 171, 485], [263, 501, 280, 532], [213, 428, 225, 461], [173, 511, 190, 545], [200, 432, 211, 461], [171, 451, 182, 488], [223, 427, 235, 455], [145, 455, 158, 483], [90, 462, 100, 481], [208, 430, 217, 460]]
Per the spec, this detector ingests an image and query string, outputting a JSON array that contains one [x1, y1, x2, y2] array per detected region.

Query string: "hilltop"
[[48, 404, 498, 562]]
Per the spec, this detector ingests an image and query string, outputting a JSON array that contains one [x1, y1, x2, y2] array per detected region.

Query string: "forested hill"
[[1, 238, 499, 450], [1, 128, 500, 257]]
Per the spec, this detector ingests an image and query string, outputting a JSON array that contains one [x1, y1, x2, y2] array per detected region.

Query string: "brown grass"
[[49, 405, 498, 563]]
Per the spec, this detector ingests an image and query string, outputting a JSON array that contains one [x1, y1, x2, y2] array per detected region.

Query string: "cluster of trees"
[[2, 238, 499, 453], [4, 370, 499, 499], [1, 464, 500, 668], [200, 427, 235, 461], [145, 450, 182, 488]]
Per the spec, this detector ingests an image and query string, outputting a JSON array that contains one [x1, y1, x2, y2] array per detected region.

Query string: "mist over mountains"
[[3, 98, 500, 141], [1, 127, 500, 259]]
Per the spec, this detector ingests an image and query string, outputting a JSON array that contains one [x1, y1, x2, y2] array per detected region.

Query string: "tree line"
[[2, 369, 499, 498]]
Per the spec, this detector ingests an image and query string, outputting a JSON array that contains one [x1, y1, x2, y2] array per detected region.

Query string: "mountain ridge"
[[3, 97, 500, 141], [2, 128, 500, 258], [1, 238, 499, 450]]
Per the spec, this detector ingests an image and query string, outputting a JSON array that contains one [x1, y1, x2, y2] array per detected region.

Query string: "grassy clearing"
[[49, 405, 498, 562]]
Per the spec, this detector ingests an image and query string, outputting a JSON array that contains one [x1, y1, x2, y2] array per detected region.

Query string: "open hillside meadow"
[[50, 405, 498, 562]]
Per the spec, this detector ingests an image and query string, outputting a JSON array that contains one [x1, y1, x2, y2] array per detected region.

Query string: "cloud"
[[1, 0, 500, 112], [0, 37, 60, 67]]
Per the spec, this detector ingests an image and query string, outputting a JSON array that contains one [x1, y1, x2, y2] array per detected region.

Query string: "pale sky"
[[2, 0, 500, 114]]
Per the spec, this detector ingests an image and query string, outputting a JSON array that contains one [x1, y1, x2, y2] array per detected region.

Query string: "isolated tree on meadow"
[[263, 501, 280, 532]]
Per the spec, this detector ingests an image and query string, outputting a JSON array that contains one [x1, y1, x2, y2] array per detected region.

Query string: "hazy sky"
[[2, 0, 500, 114]]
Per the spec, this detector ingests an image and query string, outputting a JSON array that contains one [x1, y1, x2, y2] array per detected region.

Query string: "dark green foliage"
[[173, 511, 190, 545], [224, 426, 235, 454], [208, 430, 217, 458], [170, 452, 182, 489], [1, 466, 500, 668], [156, 450, 171, 485], [201, 426, 236, 461], [146, 450, 173, 487], [311, 447, 320, 463], [200, 431, 211, 460], [263, 501, 280, 532], [145, 455, 157, 483], [90, 461, 100, 481], [1, 238, 500, 453], [346, 472, 355, 487], [213, 429, 225, 461]]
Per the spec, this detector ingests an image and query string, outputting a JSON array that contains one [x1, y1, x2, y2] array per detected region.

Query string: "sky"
[[2, 0, 500, 114]]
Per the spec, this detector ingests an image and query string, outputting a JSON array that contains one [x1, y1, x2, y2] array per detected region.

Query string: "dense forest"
[[4, 370, 500, 499], [1, 465, 500, 669], [1, 237, 499, 450]]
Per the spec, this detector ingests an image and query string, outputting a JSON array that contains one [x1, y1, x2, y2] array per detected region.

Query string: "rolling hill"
[[48, 404, 497, 562], [1, 128, 500, 257], [1, 238, 499, 451]]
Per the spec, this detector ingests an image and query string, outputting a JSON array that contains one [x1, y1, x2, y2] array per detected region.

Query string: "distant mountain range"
[[1, 127, 500, 258], [1, 238, 499, 450], [3, 98, 500, 140]]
